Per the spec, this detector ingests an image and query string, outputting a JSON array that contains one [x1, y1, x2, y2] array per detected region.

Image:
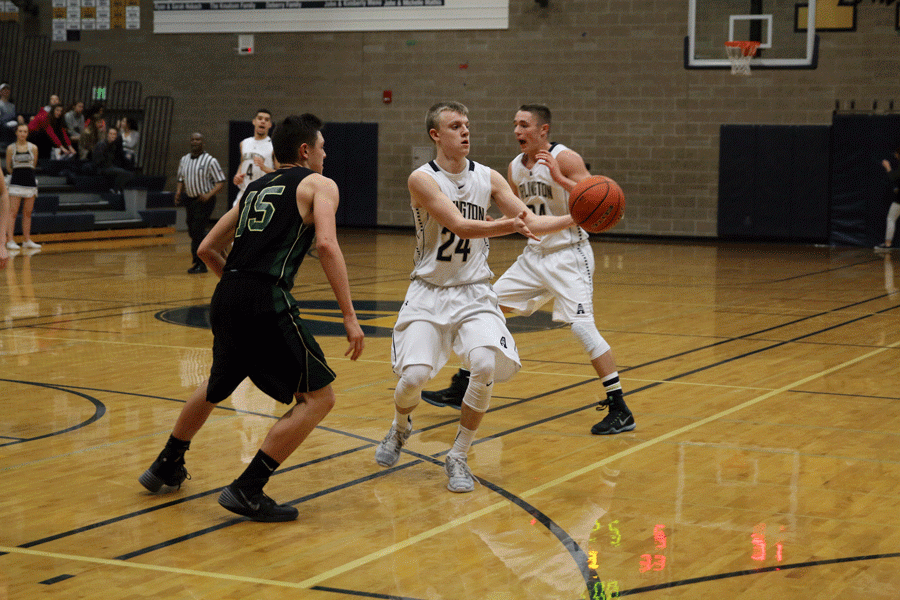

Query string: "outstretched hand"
[[513, 210, 540, 242]]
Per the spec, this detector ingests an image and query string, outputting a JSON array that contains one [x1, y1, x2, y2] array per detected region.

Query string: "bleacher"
[[8, 162, 177, 247], [2, 21, 178, 247]]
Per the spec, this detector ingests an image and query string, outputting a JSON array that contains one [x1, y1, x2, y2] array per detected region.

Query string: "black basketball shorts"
[[207, 272, 336, 404]]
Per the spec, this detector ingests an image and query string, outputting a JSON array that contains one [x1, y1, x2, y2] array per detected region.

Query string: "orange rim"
[[725, 41, 761, 57]]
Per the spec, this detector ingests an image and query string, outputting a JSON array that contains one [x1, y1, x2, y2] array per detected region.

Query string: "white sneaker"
[[22, 240, 41, 249], [445, 454, 475, 493], [6, 240, 20, 250], [374, 418, 412, 467]]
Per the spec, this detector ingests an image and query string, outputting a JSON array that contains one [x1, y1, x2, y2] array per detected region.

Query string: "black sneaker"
[[187, 263, 207, 274], [421, 369, 469, 409], [218, 484, 299, 522], [591, 397, 636, 435], [139, 457, 190, 492]]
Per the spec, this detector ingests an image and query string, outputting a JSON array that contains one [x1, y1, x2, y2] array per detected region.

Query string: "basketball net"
[[725, 41, 760, 76]]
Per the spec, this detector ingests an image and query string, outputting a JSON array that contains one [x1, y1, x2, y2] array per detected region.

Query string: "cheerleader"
[[6, 123, 40, 250]]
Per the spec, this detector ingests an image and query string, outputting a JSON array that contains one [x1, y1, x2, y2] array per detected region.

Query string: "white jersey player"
[[232, 109, 274, 207], [409, 159, 493, 287], [375, 101, 574, 494], [509, 142, 589, 253], [422, 104, 636, 437]]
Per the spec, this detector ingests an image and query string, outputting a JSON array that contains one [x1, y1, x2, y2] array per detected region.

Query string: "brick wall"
[[25, 0, 900, 236]]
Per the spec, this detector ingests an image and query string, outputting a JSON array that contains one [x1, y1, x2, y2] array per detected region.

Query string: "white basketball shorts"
[[391, 278, 521, 383], [493, 241, 595, 323]]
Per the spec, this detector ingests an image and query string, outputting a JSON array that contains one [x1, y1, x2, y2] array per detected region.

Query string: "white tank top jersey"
[[409, 159, 494, 287], [237, 136, 274, 191], [510, 142, 589, 252]]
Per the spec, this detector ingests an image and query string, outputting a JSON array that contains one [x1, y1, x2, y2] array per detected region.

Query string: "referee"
[[175, 132, 226, 273]]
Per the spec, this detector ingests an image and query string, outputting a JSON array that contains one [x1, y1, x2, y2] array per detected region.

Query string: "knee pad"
[[395, 364, 431, 409], [462, 379, 492, 413], [571, 320, 610, 361], [466, 346, 496, 384], [462, 347, 495, 412]]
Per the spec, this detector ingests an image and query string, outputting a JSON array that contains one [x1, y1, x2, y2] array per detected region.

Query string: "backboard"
[[686, 0, 819, 70]]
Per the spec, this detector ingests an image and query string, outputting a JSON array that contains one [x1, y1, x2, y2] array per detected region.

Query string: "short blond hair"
[[425, 101, 469, 138]]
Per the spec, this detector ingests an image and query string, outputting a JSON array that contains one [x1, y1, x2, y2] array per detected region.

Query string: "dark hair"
[[256, 109, 272, 118], [272, 114, 323, 164], [125, 116, 138, 131], [48, 103, 65, 126], [519, 104, 552, 127], [86, 102, 105, 119]]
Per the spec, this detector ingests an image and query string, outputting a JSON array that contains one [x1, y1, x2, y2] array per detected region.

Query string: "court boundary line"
[[3, 257, 899, 596], [5, 339, 893, 594]]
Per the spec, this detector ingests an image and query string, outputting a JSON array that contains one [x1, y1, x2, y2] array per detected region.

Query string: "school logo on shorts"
[[577, 303, 585, 315], [157, 300, 566, 338]]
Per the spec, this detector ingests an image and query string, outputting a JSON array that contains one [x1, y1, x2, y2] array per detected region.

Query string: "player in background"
[[422, 104, 635, 436], [375, 101, 575, 493], [232, 109, 274, 207]]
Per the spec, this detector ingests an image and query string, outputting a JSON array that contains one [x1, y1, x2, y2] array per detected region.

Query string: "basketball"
[[568, 175, 625, 234]]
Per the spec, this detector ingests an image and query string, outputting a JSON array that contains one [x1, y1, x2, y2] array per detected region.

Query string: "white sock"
[[393, 410, 411, 429], [448, 425, 476, 458]]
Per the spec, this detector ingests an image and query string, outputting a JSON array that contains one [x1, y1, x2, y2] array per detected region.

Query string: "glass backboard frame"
[[685, 0, 819, 69]]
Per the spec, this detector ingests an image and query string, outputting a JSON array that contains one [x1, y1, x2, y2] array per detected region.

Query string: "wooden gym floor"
[[2, 230, 899, 599]]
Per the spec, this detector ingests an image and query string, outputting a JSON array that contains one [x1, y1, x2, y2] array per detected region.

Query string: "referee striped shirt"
[[177, 152, 226, 197]]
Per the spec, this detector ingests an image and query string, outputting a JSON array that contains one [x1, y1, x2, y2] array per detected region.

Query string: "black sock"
[[607, 390, 630, 413], [159, 434, 190, 463], [233, 450, 280, 494]]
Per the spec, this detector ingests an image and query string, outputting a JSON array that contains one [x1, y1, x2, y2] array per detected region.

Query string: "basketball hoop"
[[724, 41, 760, 76]]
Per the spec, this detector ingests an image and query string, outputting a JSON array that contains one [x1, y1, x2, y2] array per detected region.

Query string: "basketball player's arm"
[[491, 169, 574, 236], [408, 170, 537, 240], [307, 176, 365, 361], [5, 144, 11, 173], [536, 148, 591, 192], [196, 203, 239, 278], [254, 155, 274, 174], [233, 140, 246, 186]]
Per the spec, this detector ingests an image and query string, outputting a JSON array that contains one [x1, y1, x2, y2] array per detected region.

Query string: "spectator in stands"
[[29, 103, 75, 160], [27, 93, 60, 139], [32, 94, 60, 123], [0, 83, 22, 149], [79, 103, 106, 161], [175, 132, 226, 274], [92, 126, 134, 193], [49, 104, 77, 160], [118, 116, 139, 168], [876, 147, 900, 251], [5, 123, 40, 251], [64, 100, 85, 152]]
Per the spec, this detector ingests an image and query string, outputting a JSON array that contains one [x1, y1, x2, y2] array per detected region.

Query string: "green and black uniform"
[[207, 166, 336, 404]]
